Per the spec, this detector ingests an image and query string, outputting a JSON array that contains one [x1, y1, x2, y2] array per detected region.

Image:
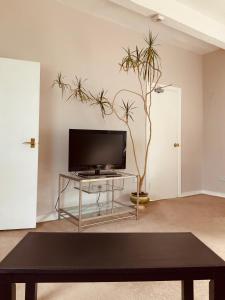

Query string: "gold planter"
[[130, 192, 150, 205]]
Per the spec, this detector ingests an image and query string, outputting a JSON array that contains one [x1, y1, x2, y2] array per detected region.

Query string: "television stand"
[[57, 172, 140, 231]]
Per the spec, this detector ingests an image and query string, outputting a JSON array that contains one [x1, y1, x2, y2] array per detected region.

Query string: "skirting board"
[[36, 190, 225, 223], [36, 212, 58, 223], [181, 190, 225, 198], [181, 191, 203, 197], [201, 190, 225, 198]]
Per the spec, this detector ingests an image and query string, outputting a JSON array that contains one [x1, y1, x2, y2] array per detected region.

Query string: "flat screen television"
[[69, 129, 127, 175]]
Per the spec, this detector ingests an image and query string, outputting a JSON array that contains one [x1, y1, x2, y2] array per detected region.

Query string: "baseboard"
[[181, 191, 203, 197], [201, 190, 225, 198], [181, 190, 225, 198], [36, 212, 58, 223]]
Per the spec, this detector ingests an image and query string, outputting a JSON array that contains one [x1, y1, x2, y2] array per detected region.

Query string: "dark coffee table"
[[0, 232, 225, 300]]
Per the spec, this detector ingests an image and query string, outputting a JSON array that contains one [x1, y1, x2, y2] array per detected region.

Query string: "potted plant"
[[53, 32, 162, 205]]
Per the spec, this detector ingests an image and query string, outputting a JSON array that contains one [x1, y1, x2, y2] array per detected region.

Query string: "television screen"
[[68, 129, 127, 172]]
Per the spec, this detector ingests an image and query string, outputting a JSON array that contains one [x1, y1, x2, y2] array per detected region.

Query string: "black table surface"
[[0, 232, 225, 282]]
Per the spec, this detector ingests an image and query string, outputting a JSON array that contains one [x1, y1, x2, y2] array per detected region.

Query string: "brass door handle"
[[174, 143, 180, 148], [23, 138, 36, 148]]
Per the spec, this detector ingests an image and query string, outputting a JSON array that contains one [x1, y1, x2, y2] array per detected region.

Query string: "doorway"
[[146, 86, 181, 200]]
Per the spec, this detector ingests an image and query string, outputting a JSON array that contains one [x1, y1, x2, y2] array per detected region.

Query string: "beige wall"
[[160, 45, 203, 193], [0, 0, 203, 218], [203, 49, 225, 193]]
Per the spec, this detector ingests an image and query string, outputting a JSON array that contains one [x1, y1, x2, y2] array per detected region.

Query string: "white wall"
[[0, 0, 204, 219]]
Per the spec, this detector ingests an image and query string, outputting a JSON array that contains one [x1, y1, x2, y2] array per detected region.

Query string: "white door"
[[146, 86, 181, 200], [0, 58, 40, 230]]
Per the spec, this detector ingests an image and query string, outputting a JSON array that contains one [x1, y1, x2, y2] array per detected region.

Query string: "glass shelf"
[[74, 182, 124, 194], [59, 201, 135, 221]]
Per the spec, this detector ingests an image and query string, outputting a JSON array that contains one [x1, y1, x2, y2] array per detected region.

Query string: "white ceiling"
[[176, 0, 225, 25], [57, 0, 221, 55]]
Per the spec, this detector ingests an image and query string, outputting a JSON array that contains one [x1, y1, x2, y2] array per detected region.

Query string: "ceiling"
[[176, 0, 225, 25], [57, 0, 224, 55]]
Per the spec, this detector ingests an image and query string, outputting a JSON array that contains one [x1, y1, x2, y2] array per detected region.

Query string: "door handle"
[[174, 143, 180, 148], [23, 138, 36, 148]]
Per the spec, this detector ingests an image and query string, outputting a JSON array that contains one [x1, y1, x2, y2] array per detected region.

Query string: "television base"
[[77, 170, 121, 178]]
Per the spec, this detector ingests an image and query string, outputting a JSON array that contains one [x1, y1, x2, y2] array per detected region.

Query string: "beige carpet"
[[1, 194, 225, 299]]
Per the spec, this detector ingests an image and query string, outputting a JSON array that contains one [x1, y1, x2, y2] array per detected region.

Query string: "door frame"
[[145, 84, 182, 199]]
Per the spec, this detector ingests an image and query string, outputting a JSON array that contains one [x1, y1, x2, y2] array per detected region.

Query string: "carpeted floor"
[[1, 194, 225, 299]]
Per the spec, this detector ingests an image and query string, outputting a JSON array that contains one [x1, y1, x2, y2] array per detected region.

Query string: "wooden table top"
[[0, 232, 224, 282]]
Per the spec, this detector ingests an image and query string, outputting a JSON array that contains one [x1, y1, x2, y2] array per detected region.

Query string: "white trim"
[[177, 87, 182, 197], [181, 191, 203, 197], [201, 190, 225, 198], [36, 212, 58, 223], [181, 190, 225, 198], [146, 84, 182, 198]]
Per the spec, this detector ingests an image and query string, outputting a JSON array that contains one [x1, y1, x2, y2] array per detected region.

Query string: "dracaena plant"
[[53, 32, 162, 194]]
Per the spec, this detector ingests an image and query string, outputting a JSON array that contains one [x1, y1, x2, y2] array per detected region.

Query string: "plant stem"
[[127, 122, 141, 177], [113, 89, 143, 106], [111, 105, 141, 178]]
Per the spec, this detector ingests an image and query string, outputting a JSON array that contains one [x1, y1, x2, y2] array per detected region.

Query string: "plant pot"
[[130, 192, 150, 205]]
